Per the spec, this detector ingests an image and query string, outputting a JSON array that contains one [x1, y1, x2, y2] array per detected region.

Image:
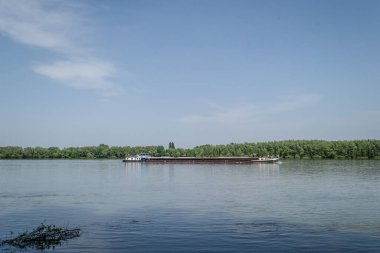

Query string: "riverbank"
[[1, 140, 379, 160]]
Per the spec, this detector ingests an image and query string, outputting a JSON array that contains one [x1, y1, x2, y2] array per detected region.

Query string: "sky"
[[0, 0, 379, 148]]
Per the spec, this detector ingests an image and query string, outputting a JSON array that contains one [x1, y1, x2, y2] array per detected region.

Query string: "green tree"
[[168, 142, 175, 149]]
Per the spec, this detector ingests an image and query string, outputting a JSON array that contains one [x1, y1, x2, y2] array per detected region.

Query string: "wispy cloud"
[[264, 93, 322, 113], [0, 0, 119, 95], [0, 0, 81, 53], [180, 103, 256, 125], [34, 59, 117, 93], [179, 94, 322, 125]]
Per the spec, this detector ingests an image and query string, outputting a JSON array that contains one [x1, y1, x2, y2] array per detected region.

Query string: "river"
[[0, 160, 379, 252]]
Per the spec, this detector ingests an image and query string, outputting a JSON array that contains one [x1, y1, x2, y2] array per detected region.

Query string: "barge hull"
[[123, 157, 279, 164]]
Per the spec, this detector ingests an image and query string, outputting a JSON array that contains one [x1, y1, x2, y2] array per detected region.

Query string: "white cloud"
[[179, 94, 322, 125], [34, 59, 116, 91], [180, 104, 257, 124], [268, 94, 322, 113], [0, 0, 120, 95], [0, 0, 79, 53]]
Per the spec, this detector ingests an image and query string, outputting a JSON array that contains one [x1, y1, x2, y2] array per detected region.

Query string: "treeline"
[[0, 144, 160, 160], [0, 140, 379, 160], [190, 140, 380, 159]]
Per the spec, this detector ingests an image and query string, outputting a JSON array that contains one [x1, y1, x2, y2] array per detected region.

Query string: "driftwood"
[[1, 223, 80, 250]]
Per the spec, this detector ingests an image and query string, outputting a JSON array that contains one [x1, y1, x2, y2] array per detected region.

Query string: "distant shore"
[[0, 140, 380, 160], [0, 140, 379, 160]]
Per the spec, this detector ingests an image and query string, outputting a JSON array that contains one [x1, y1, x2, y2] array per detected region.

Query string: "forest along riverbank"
[[0, 140, 379, 160]]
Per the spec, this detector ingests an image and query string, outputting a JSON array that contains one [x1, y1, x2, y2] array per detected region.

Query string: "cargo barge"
[[123, 154, 279, 164]]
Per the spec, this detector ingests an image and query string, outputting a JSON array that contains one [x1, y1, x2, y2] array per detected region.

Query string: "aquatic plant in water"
[[0, 223, 80, 251]]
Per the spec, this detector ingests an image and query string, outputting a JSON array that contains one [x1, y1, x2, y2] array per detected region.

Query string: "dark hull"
[[123, 157, 279, 164]]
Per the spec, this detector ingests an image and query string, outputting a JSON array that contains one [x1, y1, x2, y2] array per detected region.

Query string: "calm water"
[[0, 160, 380, 252]]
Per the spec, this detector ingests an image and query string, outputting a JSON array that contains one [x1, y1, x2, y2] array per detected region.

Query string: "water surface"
[[0, 160, 379, 252]]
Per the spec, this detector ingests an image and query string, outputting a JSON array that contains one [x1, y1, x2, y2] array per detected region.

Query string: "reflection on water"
[[1, 160, 380, 252], [124, 162, 281, 178]]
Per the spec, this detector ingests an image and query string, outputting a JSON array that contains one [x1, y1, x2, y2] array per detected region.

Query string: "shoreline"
[[1, 140, 379, 160]]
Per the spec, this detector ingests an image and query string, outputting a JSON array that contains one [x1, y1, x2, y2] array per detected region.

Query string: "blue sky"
[[0, 0, 379, 148]]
